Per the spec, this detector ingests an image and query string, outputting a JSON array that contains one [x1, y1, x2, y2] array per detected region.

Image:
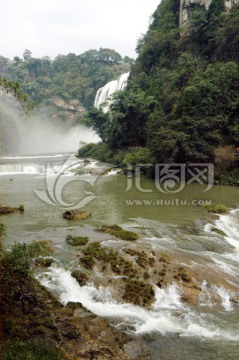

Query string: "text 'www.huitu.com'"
[[125, 199, 213, 206]]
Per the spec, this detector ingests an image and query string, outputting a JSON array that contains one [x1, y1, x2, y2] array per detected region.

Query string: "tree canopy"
[[81, 0, 239, 183]]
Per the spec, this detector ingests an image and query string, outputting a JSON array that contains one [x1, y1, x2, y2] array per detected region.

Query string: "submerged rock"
[[0, 205, 24, 215], [63, 209, 91, 220]]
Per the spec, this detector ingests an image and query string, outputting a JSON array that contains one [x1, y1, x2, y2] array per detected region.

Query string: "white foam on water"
[[199, 280, 214, 308], [212, 286, 234, 312], [37, 266, 239, 341], [106, 169, 120, 176], [0, 163, 44, 175], [214, 209, 239, 250]]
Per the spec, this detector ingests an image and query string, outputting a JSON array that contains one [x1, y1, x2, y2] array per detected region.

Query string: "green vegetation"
[[98, 224, 138, 241], [0, 239, 65, 360], [2, 340, 65, 360], [1, 241, 54, 278], [203, 203, 228, 213], [78, 241, 155, 306], [0, 48, 132, 112], [124, 248, 155, 268], [0, 77, 34, 111], [122, 279, 155, 306], [80, 242, 136, 277], [80, 1, 239, 183], [66, 235, 89, 246]]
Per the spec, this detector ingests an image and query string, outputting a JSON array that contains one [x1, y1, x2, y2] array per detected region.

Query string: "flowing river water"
[[0, 153, 239, 359]]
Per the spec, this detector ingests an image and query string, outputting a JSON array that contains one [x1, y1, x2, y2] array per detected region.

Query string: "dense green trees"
[[0, 48, 131, 109], [81, 0, 239, 183]]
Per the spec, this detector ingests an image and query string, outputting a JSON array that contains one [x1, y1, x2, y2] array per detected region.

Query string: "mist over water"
[[0, 96, 100, 156], [16, 116, 99, 155]]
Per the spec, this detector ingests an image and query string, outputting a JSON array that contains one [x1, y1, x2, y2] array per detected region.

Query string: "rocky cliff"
[[180, 0, 239, 26]]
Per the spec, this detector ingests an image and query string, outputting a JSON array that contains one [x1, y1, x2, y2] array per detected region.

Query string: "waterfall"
[[94, 72, 130, 112]]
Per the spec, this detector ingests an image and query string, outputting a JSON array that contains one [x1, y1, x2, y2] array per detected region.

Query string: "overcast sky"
[[0, 0, 160, 60]]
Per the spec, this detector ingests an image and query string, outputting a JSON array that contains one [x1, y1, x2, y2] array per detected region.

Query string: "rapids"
[[1, 154, 239, 358]]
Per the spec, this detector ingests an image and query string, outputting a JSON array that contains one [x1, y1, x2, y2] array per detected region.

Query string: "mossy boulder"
[[63, 209, 91, 220], [71, 270, 88, 286], [203, 203, 228, 214], [66, 235, 88, 246], [0, 205, 24, 215], [123, 279, 155, 307], [80, 255, 95, 270], [98, 224, 138, 241]]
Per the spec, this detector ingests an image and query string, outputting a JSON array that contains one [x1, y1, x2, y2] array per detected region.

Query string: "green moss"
[[203, 203, 228, 214], [66, 235, 89, 246], [123, 279, 155, 306], [81, 242, 136, 276], [80, 255, 95, 270], [124, 248, 155, 268], [98, 224, 138, 241]]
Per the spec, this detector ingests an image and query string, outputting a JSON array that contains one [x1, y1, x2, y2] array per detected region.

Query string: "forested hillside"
[[80, 0, 239, 184], [0, 48, 131, 121]]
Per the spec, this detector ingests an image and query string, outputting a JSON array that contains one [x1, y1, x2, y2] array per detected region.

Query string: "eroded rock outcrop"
[[180, 0, 239, 27]]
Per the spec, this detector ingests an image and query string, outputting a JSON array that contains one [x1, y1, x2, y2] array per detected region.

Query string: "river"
[[0, 153, 239, 359]]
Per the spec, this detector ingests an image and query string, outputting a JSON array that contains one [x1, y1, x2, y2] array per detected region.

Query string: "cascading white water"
[[37, 266, 239, 341], [94, 72, 130, 112]]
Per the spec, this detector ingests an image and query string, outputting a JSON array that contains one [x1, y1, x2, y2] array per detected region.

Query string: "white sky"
[[0, 0, 160, 60]]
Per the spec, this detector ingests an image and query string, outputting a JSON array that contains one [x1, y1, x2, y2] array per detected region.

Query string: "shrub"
[[1, 241, 54, 278], [1, 340, 65, 360]]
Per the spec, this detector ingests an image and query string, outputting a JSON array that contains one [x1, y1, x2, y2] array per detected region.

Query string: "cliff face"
[[180, 0, 239, 26]]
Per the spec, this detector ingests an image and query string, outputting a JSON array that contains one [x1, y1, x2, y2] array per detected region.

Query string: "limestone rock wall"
[[180, 0, 239, 26]]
